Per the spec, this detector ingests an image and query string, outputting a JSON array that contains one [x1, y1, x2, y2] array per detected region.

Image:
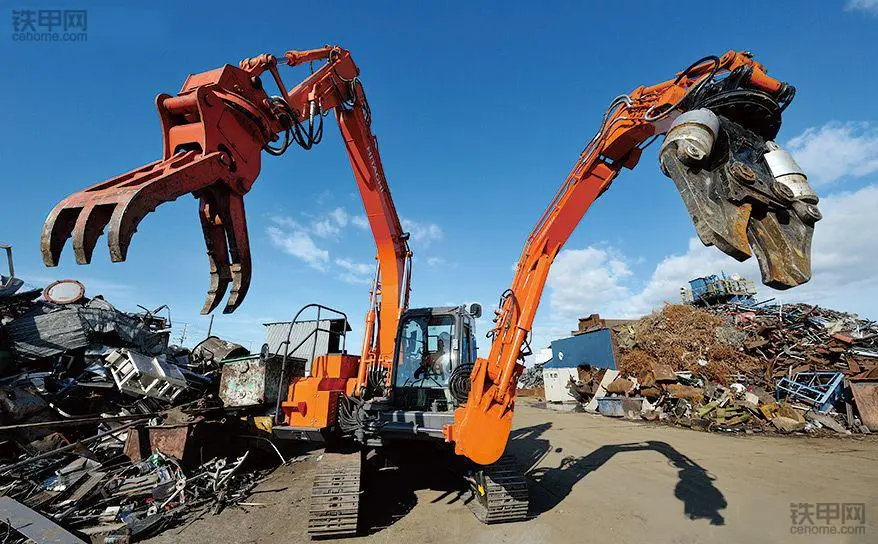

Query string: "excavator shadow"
[[506, 422, 728, 526], [358, 443, 472, 535]]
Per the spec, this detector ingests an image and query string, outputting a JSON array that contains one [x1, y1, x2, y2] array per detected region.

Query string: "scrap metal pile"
[[518, 363, 545, 390], [0, 276, 286, 543], [574, 303, 878, 435]]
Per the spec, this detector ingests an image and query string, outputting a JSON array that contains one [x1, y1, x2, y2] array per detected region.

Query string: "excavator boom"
[[449, 51, 820, 464]]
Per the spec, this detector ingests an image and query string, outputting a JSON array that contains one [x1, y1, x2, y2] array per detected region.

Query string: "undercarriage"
[[306, 442, 530, 538]]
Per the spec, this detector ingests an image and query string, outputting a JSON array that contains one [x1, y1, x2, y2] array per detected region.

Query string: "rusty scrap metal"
[[609, 302, 878, 435], [0, 413, 161, 432], [0, 418, 151, 475]]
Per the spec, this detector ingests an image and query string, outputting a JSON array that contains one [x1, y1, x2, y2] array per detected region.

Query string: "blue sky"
[[2, 1, 878, 356]]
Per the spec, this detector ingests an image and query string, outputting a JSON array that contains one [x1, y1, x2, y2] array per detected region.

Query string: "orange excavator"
[[41, 47, 819, 535]]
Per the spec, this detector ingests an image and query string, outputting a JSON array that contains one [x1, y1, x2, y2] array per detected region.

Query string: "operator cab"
[[390, 304, 481, 412]]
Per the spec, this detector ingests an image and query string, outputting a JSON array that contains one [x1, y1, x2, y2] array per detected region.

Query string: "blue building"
[[542, 328, 617, 402]]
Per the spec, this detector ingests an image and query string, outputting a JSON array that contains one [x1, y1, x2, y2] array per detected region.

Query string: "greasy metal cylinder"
[[763, 141, 818, 204], [162, 93, 199, 114], [660, 109, 720, 165]]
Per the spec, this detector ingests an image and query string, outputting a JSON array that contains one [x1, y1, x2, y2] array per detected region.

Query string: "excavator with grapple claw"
[[42, 47, 819, 536]]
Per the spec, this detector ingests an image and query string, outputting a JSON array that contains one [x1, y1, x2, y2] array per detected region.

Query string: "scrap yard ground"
[[148, 401, 878, 544]]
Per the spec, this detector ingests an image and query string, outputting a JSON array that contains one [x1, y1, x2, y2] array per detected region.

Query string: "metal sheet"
[[191, 336, 249, 363], [850, 381, 878, 431], [6, 304, 89, 359], [542, 367, 578, 403], [0, 496, 86, 544], [263, 319, 348, 363], [545, 328, 616, 370], [124, 425, 191, 463]]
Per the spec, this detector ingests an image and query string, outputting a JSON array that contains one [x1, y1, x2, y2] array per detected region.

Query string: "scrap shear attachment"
[[660, 105, 821, 289]]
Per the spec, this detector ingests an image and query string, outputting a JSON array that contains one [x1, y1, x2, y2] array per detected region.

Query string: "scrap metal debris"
[[552, 303, 878, 435], [0, 266, 294, 543]]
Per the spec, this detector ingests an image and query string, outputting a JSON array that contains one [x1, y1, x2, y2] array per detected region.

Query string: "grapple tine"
[[660, 112, 820, 289], [72, 203, 115, 264], [41, 205, 81, 266], [198, 193, 233, 315], [104, 152, 230, 263], [222, 194, 252, 314]]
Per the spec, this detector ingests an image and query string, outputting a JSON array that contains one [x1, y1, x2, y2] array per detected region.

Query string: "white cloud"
[[546, 247, 633, 323], [267, 208, 359, 267], [271, 216, 298, 228], [311, 219, 339, 239], [846, 0, 878, 14], [335, 258, 373, 276], [426, 256, 446, 268], [338, 273, 372, 285], [268, 210, 444, 280], [329, 208, 348, 227], [401, 218, 443, 246], [266, 225, 328, 270], [786, 122, 878, 186], [315, 190, 332, 205], [351, 215, 369, 229], [335, 258, 374, 285], [312, 207, 349, 239]]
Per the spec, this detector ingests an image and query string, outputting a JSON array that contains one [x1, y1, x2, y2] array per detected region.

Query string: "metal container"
[[219, 354, 301, 408], [597, 396, 624, 417]]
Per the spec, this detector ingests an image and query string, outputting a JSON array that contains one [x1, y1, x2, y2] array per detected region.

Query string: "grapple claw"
[[72, 203, 114, 264], [199, 195, 232, 315], [221, 195, 252, 314], [660, 112, 820, 289], [41, 151, 231, 268], [197, 189, 252, 315], [41, 206, 79, 267]]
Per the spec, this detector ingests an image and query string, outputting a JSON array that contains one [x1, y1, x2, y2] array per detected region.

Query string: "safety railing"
[[273, 303, 349, 424]]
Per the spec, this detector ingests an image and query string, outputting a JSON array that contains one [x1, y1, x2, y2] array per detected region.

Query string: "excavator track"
[[466, 454, 529, 524], [308, 451, 362, 538]]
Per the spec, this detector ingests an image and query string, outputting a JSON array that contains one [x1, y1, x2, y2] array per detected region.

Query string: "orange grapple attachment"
[[39, 150, 251, 314], [41, 63, 275, 314]]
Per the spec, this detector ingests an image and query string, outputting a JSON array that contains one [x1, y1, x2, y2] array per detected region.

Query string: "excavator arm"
[[40, 47, 410, 368], [449, 51, 821, 464]]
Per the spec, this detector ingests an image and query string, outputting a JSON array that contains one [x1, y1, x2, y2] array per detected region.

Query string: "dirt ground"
[[146, 401, 878, 544]]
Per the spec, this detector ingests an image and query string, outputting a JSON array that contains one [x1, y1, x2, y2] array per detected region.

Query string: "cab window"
[[395, 314, 455, 388]]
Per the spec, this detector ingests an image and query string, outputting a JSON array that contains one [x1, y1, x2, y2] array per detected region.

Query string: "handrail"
[[273, 303, 349, 424]]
